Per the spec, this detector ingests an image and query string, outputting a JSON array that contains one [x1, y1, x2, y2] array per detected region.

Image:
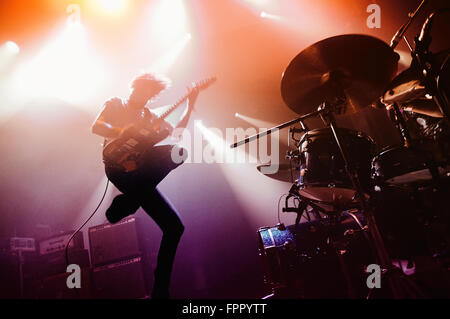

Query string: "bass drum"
[[297, 128, 375, 206], [257, 214, 372, 298]]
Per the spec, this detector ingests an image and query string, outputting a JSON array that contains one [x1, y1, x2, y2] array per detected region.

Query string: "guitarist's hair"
[[130, 72, 171, 95]]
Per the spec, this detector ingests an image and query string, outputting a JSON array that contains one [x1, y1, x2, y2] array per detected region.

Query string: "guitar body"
[[103, 118, 170, 172], [102, 76, 216, 172]]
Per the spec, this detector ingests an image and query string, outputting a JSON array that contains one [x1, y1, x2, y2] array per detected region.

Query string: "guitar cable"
[[64, 178, 110, 268]]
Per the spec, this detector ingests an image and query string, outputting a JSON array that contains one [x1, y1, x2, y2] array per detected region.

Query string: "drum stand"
[[318, 101, 427, 298], [285, 183, 370, 298]]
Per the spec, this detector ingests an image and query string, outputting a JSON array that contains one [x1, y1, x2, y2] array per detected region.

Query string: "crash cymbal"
[[281, 34, 399, 115], [256, 163, 299, 183]]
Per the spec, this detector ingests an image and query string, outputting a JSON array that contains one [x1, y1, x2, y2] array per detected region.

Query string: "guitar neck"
[[157, 77, 216, 120], [158, 92, 191, 120]]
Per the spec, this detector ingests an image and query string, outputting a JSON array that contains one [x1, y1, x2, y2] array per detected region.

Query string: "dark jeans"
[[104, 145, 187, 299]]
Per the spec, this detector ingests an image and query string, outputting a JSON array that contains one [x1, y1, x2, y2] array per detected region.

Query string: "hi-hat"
[[281, 34, 399, 115], [382, 49, 450, 118]]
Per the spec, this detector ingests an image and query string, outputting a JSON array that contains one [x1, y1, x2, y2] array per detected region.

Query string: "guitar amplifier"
[[38, 231, 84, 255], [10, 237, 36, 252], [23, 249, 90, 279], [29, 267, 93, 299], [0, 252, 21, 298], [92, 256, 149, 299], [89, 217, 141, 267]]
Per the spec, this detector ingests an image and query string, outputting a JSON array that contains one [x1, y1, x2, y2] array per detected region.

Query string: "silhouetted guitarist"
[[91, 73, 200, 299]]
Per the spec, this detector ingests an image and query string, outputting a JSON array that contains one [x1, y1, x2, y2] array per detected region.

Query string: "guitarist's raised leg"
[[105, 193, 140, 224]]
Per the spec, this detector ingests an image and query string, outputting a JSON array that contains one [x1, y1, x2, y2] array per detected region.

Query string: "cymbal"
[[382, 49, 450, 117], [281, 34, 399, 115], [256, 163, 299, 183], [403, 99, 443, 118]]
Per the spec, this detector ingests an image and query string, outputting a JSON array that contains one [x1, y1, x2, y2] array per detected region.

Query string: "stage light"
[[148, 33, 191, 73], [240, 0, 280, 15], [242, 0, 271, 8], [152, 0, 187, 45], [99, 0, 126, 12], [86, 0, 129, 17], [11, 21, 106, 105], [233, 112, 276, 130], [260, 11, 281, 20], [195, 121, 259, 164], [5, 41, 20, 54], [235, 112, 240, 118], [0, 41, 20, 70]]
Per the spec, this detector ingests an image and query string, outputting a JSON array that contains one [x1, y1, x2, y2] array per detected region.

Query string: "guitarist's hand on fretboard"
[[186, 85, 200, 111]]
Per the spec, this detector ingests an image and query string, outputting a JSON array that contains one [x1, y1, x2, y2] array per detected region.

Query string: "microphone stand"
[[230, 109, 320, 148]]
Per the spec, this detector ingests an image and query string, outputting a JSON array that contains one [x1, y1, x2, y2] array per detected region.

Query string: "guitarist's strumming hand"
[[119, 123, 139, 139]]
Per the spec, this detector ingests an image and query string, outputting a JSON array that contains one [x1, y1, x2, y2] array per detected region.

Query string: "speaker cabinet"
[[92, 256, 149, 299], [89, 217, 141, 267]]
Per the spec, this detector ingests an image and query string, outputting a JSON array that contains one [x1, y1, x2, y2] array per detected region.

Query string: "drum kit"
[[231, 3, 450, 298]]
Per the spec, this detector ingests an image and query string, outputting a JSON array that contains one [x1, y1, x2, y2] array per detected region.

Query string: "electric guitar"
[[103, 77, 216, 172]]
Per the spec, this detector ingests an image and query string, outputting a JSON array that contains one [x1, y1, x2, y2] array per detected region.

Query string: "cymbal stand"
[[284, 184, 370, 298], [389, 102, 412, 147], [230, 109, 321, 148], [318, 101, 426, 298]]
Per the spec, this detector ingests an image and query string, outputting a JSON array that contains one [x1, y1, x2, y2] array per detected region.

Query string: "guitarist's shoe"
[[105, 194, 140, 224]]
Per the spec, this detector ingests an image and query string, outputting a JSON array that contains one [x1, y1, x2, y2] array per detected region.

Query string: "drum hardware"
[[236, 100, 414, 297], [282, 183, 323, 225], [315, 101, 413, 297], [388, 102, 412, 147], [235, 102, 416, 297], [288, 127, 306, 149], [248, 2, 450, 295], [389, 0, 428, 50], [385, 7, 450, 124], [377, 4, 450, 190], [411, 11, 450, 124], [382, 49, 450, 117]]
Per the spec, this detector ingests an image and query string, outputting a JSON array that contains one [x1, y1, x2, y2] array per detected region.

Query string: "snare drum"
[[297, 128, 375, 205]]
